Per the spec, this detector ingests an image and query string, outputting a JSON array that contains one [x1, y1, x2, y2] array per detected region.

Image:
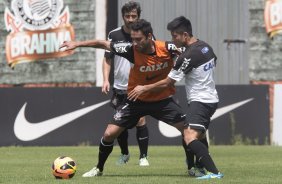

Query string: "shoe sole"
[[139, 164, 149, 166]]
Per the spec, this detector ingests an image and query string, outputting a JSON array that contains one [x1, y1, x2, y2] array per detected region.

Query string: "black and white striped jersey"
[[168, 40, 219, 104], [104, 27, 132, 91]]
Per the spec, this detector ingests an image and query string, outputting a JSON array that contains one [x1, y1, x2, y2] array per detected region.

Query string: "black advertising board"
[[0, 85, 269, 146]]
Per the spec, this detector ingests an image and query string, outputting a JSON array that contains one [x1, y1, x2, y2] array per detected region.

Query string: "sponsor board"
[[0, 86, 269, 146], [264, 0, 282, 38], [273, 84, 282, 145], [4, 0, 75, 68]]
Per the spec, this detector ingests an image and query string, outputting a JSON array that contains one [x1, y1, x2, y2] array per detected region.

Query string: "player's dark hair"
[[167, 16, 193, 37], [131, 19, 153, 38], [122, 1, 141, 18]]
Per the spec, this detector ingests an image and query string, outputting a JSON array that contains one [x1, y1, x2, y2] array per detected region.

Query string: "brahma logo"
[[264, 0, 282, 38], [4, 0, 75, 68]]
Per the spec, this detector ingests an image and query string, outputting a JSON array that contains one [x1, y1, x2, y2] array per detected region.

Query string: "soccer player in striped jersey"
[[128, 16, 223, 180]]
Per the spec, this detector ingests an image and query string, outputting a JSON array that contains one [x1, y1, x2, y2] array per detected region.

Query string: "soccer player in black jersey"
[[102, 1, 149, 167], [128, 16, 223, 179]]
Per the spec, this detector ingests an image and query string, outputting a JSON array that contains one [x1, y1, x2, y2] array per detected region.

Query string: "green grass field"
[[1, 145, 282, 184]]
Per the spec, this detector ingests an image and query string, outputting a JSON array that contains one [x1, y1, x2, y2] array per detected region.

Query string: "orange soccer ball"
[[52, 156, 76, 179]]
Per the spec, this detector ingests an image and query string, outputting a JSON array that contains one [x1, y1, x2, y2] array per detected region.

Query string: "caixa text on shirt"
[[139, 62, 169, 72]]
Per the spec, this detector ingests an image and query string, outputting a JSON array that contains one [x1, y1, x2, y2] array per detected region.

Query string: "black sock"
[[196, 137, 209, 168], [188, 140, 219, 174], [97, 138, 114, 172], [117, 130, 129, 155], [136, 125, 149, 159], [182, 138, 194, 169]]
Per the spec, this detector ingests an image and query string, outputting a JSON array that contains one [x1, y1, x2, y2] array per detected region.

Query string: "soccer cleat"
[[196, 172, 223, 179], [116, 154, 130, 165], [82, 167, 103, 177], [139, 157, 149, 166], [188, 167, 206, 177]]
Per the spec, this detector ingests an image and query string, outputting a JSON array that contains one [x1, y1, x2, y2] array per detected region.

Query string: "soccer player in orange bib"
[[60, 19, 187, 177]]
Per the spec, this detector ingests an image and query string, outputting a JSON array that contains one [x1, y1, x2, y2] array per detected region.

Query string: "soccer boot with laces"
[[82, 167, 103, 177], [188, 167, 206, 177], [139, 157, 149, 166], [116, 154, 130, 165], [196, 172, 223, 179]]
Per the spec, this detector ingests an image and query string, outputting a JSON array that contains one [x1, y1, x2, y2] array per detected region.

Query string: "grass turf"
[[0, 145, 282, 184]]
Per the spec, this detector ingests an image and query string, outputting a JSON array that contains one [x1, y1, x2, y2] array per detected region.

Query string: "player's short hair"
[[131, 19, 153, 38], [167, 16, 193, 37], [122, 1, 141, 18]]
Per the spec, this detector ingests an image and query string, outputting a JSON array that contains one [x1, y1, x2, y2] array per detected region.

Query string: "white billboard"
[[273, 84, 282, 145]]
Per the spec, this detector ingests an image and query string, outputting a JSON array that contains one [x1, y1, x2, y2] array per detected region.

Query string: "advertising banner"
[[273, 84, 282, 145], [0, 86, 269, 146], [4, 0, 75, 68], [264, 0, 282, 38]]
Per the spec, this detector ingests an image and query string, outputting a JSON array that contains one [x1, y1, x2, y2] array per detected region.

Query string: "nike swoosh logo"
[[159, 98, 254, 138], [14, 100, 110, 141]]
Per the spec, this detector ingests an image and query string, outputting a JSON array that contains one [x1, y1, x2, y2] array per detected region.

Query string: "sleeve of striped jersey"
[[168, 50, 198, 81], [168, 68, 185, 82], [110, 42, 134, 63]]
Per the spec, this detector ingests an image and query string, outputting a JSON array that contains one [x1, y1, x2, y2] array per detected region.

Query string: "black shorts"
[[185, 101, 218, 132], [110, 88, 127, 109], [111, 97, 186, 129]]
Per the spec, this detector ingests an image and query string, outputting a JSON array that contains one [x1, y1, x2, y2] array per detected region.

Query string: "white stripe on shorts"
[[121, 103, 129, 109], [189, 123, 206, 131]]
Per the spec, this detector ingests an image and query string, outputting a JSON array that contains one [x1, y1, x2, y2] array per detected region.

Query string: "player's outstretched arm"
[[128, 77, 176, 101], [59, 40, 111, 52]]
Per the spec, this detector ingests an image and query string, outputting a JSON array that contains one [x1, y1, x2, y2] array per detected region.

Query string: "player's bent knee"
[[103, 124, 124, 141], [136, 117, 146, 126], [103, 131, 115, 142], [184, 128, 199, 144]]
